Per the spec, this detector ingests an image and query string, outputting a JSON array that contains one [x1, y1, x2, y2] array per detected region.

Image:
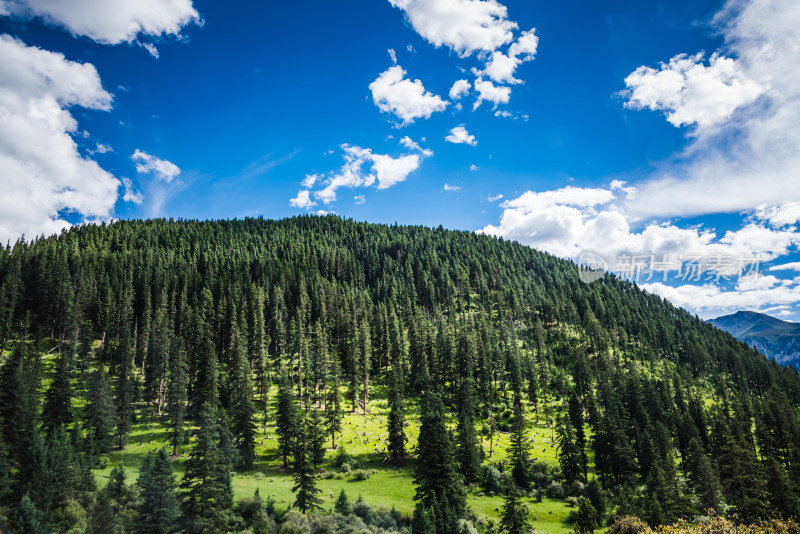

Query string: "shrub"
[[352, 495, 373, 524], [352, 469, 370, 481], [546, 480, 565, 499], [482, 465, 503, 495], [340, 463, 351, 475]]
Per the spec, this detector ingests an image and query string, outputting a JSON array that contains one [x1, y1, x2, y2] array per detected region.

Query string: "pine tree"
[[230, 323, 256, 469], [575, 497, 598, 534], [387, 363, 407, 464], [292, 414, 323, 513], [509, 392, 531, 489], [13, 493, 47, 534], [325, 370, 342, 449], [411, 503, 436, 534], [86, 367, 115, 453], [275, 367, 299, 468], [307, 407, 327, 469], [166, 340, 188, 456], [414, 390, 467, 533], [456, 374, 481, 484], [500, 482, 530, 534], [181, 407, 234, 534], [556, 413, 583, 485], [136, 448, 180, 534], [335, 489, 351, 515], [42, 352, 73, 436]]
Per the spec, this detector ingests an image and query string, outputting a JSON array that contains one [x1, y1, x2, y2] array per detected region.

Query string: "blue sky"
[[1, 0, 799, 320]]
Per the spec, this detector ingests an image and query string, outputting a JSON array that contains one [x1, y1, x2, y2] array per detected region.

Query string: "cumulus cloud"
[[623, 52, 764, 128], [449, 79, 471, 100], [387, 0, 516, 56], [369, 65, 448, 125], [445, 125, 477, 145], [2, 0, 200, 45], [470, 164, 479, 171], [473, 77, 511, 109], [443, 183, 462, 191], [131, 149, 181, 182], [289, 190, 315, 209], [476, 28, 538, 84], [0, 35, 119, 243], [620, 0, 800, 221], [300, 141, 431, 207]]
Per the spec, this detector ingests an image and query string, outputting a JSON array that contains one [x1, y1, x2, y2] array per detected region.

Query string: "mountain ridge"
[[709, 310, 800, 370]]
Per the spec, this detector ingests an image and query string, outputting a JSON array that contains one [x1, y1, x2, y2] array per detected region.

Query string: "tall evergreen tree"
[[86, 367, 115, 453], [325, 370, 342, 449], [275, 367, 299, 468], [387, 363, 407, 464], [292, 414, 323, 513], [508, 392, 531, 489], [166, 339, 188, 456], [42, 352, 73, 436], [230, 322, 256, 469], [136, 448, 180, 534], [455, 374, 481, 483], [500, 482, 530, 534], [180, 407, 234, 534], [413, 390, 467, 534]]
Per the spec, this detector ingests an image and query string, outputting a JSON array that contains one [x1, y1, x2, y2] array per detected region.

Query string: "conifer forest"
[[0, 216, 799, 534]]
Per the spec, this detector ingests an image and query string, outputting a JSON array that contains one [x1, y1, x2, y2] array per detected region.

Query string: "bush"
[[482, 465, 503, 495], [546, 480, 565, 499], [340, 463, 351, 475], [333, 446, 351, 468], [607, 515, 652, 534], [352, 495, 373, 524], [352, 469, 370, 481], [566, 496, 579, 507]]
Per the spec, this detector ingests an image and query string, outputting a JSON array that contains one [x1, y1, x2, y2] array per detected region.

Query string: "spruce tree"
[[166, 340, 188, 456], [508, 392, 531, 489], [325, 371, 342, 449], [275, 367, 299, 468], [13, 493, 47, 534], [230, 323, 256, 469], [292, 414, 323, 513], [42, 352, 73, 436], [136, 448, 180, 534], [500, 482, 530, 534], [180, 407, 234, 534], [86, 367, 115, 453], [335, 489, 351, 515], [413, 390, 466, 533], [456, 374, 481, 483], [411, 502, 436, 534], [307, 407, 327, 469], [387, 363, 407, 464]]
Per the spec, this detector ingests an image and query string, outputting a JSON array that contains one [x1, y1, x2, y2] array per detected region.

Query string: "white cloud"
[[624, 52, 764, 129], [0, 35, 119, 243], [387, 0, 517, 57], [131, 149, 180, 182], [399, 135, 433, 156], [354, 194, 366, 205], [4, 0, 200, 45], [445, 125, 477, 145], [770, 262, 800, 272], [470, 164, 479, 171], [481, 182, 800, 271], [121, 177, 143, 204], [290, 190, 315, 209], [301, 173, 318, 188], [311, 143, 429, 204], [444, 183, 461, 191], [388, 48, 397, 64], [369, 65, 448, 125], [756, 202, 800, 227], [449, 79, 470, 100], [88, 142, 113, 154], [141, 42, 159, 59], [473, 77, 510, 109], [476, 28, 538, 84], [488, 193, 503, 201]]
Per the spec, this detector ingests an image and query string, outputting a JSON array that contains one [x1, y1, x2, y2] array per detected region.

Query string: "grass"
[[90, 383, 575, 533]]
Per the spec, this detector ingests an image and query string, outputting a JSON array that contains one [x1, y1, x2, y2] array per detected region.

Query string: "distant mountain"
[[709, 310, 800, 370]]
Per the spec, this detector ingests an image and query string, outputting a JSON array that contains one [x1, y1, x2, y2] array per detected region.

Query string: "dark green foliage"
[[13, 493, 47, 534], [411, 503, 436, 534], [275, 367, 299, 468], [387, 363, 407, 465], [574, 497, 598, 534], [335, 488, 351, 515], [136, 448, 180, 534], [86, 367, 115, 453], [292, 414, 323, 513], [180, 407, 234, 534], [307, 407, 327, 469], [414, 390, 466, 533], [500, 482, 530, 534], [0, 216, 799, 530]]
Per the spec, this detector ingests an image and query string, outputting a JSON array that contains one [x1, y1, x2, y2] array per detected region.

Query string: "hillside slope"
[[709, 311, 800, 370], [0, 216, 799, 533]]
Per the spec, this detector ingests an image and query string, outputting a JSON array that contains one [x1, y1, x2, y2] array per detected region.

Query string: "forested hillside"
[[0, 216, 799, 534]]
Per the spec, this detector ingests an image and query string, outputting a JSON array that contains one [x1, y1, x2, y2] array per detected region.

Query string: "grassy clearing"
[[91, 383, 575, 532]]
